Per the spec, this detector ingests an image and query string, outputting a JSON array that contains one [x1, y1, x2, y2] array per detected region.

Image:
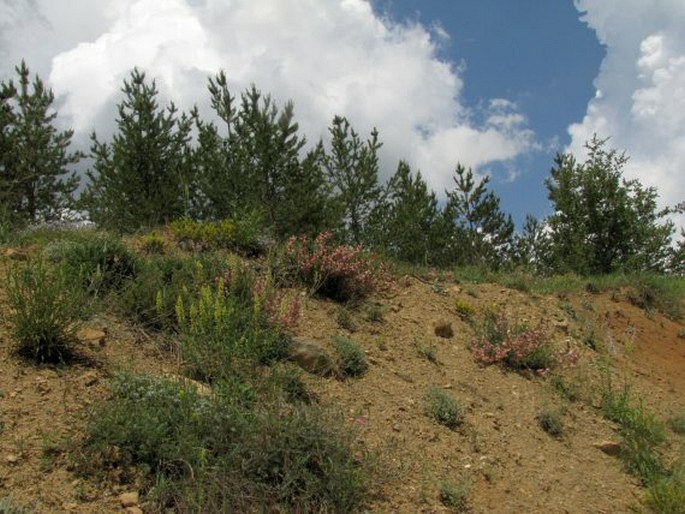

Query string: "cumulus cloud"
[[0, 0, 535, 194], [571, 0, 685, 230]]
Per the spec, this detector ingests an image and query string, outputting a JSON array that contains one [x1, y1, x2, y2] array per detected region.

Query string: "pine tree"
[[325, 116, 383, 244], [381, 161, 448, 265], [196, 72, 332, 238], [445, 164, 514, 268], [0, 61, 81, 224], [82, 69, 194, 231], [513, 214, 552, 273], [546, 136, 674, 274]]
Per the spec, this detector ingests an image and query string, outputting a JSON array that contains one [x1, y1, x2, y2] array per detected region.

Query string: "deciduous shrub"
[[283, 231, 384, 302], [469, 309, 577, 375], [169, 214, 262, 254]]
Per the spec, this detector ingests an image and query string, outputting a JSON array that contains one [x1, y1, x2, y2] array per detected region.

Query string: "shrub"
[[176, 266, 291, 382], [439, 478, 470, 512], [5, 260, 85, 362], [644, 467, 685, 514], [425, 388, 463, 430], [469, 309, 576, 374], [0, 495, 31, 514], [454, 298, 475, 320], [536, 409, 564, 438], [139, 231, 165, 254], [283, 231, 384, 303], [169, 215, 263, 254], [82, 373, 368, 513], [332, 337, 368, 378], [46, 235, 138, 296]]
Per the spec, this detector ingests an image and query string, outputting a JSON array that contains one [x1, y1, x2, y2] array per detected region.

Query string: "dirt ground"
[[0, 252, 683, 513]]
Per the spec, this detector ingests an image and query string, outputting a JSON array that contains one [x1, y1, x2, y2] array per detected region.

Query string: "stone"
[[433, 320, 454, 339], [77, 328, 106, 347], [287, 337, 334, 376], [119, 492, 139, 508], [593, 440, 621, 456], [126, 508, 144, 514]]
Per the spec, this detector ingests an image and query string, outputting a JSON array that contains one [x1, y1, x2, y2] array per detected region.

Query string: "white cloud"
[[571, 0, 685, 231], [0, 0, 535, 194]]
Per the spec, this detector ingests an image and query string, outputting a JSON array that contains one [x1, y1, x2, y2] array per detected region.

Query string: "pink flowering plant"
[[470, 309, 578, 375], [283, 231, 385, 303]]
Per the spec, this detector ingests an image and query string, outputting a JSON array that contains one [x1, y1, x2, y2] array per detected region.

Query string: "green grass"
[[5, 259, 86, 363]]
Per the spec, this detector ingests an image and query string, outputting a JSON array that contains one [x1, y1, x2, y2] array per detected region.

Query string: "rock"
[[164, 374, 212, 397], [119, 492, 139, 508], [594, 440, 621, 456], [77, 328, 106, 347], [126, 508, 144, 514], [287, 337, 334, 376], [433, 320, 454, 339], [392, 423, 402, 432]]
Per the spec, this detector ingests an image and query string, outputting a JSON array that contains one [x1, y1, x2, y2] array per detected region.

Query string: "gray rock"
[[287, 337, 334, 376]]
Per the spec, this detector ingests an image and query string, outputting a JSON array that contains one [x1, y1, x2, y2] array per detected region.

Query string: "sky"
[[1, 0, 683, 232]]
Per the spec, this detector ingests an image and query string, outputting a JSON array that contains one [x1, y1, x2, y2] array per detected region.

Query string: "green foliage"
[[196, 72, 333, 238], [445, 164, 514, 269], [168, 215, 262, 254], [644, 465, 685, 514], [625, 274, 684, 320], [513, 214, 553, 273], [325, 116, 383, 244], [82, 373, 368, 513], [113, 254, 220, 331], [5, 260, 85, 362], [82, 69, 194, 231], [425, 388, 463, 430], [175, 267, 288, 382], [376, 160, 452, 265], [536, 408, 564, 438], [546, 136, 675, 274], [139, 232, 165, 254], [332, 337, 368, 377], [454, 298, 476, 320], [0, 61, 81, 224], [599, 376, 668, 484], [47, 235, 138, 297], [438, 478, 470, 512], [415, 340, 439, 364]]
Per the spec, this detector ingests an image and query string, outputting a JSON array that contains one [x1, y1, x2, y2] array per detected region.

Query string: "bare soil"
[[0, 253, 683, 513]]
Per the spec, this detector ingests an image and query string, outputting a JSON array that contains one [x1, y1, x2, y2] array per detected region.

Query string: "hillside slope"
[[0, 248, 683, 513]]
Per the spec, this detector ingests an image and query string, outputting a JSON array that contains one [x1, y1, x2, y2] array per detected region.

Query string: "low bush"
[[469, 309, 577, 375], [536, 409, 564, 438], [5, 260, 85, 363], [169, 214, 263, 254], [45, 235, 138, 296], [438, 478, 470, 512], [81, 373, 368, 513], [175, 265, 292, 382], [139, 231, 165, 254], [425, 388, 463, 430], [282, 231, 384, 303], [332, 337, 368, 378], [454, 298, 476, 320]]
